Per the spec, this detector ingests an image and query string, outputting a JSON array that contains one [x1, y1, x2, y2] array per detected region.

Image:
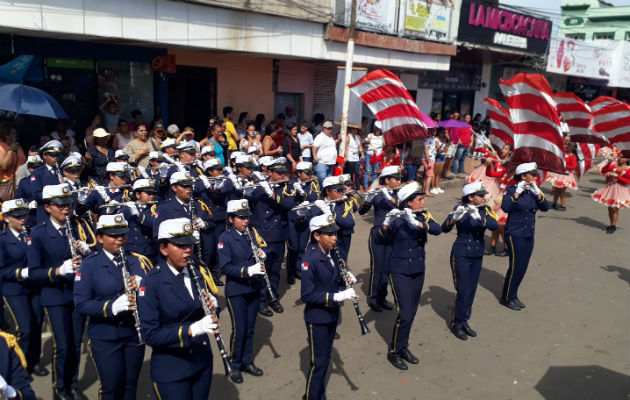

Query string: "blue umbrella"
[[0, 82, 68, 119]]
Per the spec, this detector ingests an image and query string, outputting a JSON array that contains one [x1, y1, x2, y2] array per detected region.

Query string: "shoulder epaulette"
[[129, 251, 154, 273], [0, 332, 27, 369]]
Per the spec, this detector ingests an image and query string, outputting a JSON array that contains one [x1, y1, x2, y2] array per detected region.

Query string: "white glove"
[[364, 191, 377, 203], [127, 203, 140, 217], [133, 275, 142, 290], [256, 248, 267, 260], [0, 374, 16, 399], [528, 181, 541, 195], [315, 200, 331, 215], [229, 174, 241, 189], [199, 175, 211, 189], [59, 259, 75, 275], [515, 181, 527, 195], [252, 171, 266, 181], [207, 294, 219, 309], [346, 271, 357, 285], [20, 268, 29, 279], [293, 181, 306, 196], [452, 205, 466, 221], [194, 218, 208, 230], [76, 241, 91, 256], [159, 166, 170, 179], [224, 167, 234, 175], [340, 174, 351, 183], [382, 214, 392, 228], [468, 205, 481, 221], [404, 208, 419, 226], [189, 315, 218, 337], [260, 181, 274, 197], [77, 192, 88, 204], [247, 262, 265, 277], [28, 200, 38, 209], [96, 186, 111, 202], [137, 166, 149, 179], [112, 294, 131, 316], [333, 288, 356, 302], [380, 188, 393, 201]]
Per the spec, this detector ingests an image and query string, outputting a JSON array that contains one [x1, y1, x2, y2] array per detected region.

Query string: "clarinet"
[[118, 247, 144, 346], [55, 162, 65, 183], [185, 257, 233, 376], [189, 193, 204, 264], [65, 215, 80, 263], [244, 227, 278, 305], [332, 245, 370, 336]]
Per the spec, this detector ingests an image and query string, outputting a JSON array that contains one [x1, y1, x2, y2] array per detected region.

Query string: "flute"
[[118, 247, 144, 346], [332, 245, 370, 336], [98, 201, 158, 209], [244, 227, 278, 305]]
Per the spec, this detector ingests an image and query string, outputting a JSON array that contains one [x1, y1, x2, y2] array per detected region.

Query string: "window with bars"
[[593, 32, 615, 40], [566, 33, 585, 40]]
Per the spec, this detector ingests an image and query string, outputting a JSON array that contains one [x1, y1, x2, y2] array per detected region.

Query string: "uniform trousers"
[[207, 222, 226, 276], [388, 272, 425, 355], [450, 253, 483, 329], [88, 337, 145, 400], [303, 321, 337, 400], [3, 293, 43, 370], [43, 304, 85, 395], [367, 228, 390, 304], [153, 368, 212, 400], [502, 235, 534, 302], [287, 220, 309, 280], [261, 241, 285, 303], [226, 292, 260, 369]]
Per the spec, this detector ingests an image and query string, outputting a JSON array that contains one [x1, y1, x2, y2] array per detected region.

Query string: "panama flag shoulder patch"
[[218, 242, 224, 249], [75, 273, 81, 282], [139, 287, 146, 297], [301, 263, 309, 271]]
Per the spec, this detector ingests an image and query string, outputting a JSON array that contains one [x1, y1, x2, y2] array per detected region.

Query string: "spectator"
[[254, 113, 266, 133], [177, 126, 195, 145], [451, 113, 473, 176], [401, 142, 420, 183], [262, 124, 284, 157], [205, 123, 228, 165], [370, 145, 401, 170], [16, 145, 40, 184], [443, 111, 460, 179], [84, 128, 115, 185], [363, 123, 384, 188], [343, 125, 364, 190], [480, 116, 491, 137], [39, 135, 51, 148], [125, 124, 157, 168], [167, 123, 180, 139], [151, 122, 166, 148], [49, 119, 78, 152], [128, 109, 144, 132], [312, 113, 325, 136], [312, 121, 337, 184], [84, 113, 102, 147], [284, 106, 297, 129], [113, 118, 133, 150], [223, 106, 239, 152], [0, 125, 19, 200], [422, 129, 438, 195], [283, 123, 302, 172], [298, 121, 314, 162], [240, 121, 262, 152], [99, 95, 121, 130], [236, 112, 249, 139], [433, 127, 448, 193]]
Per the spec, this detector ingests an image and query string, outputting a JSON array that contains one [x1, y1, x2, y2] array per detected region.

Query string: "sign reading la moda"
[[467, 2, 550, 40]]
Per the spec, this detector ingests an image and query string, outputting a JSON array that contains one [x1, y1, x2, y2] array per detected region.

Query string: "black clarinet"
[[118, 247, 144, 346], [244, 227, 279, 305], [185, 258, 233, 376], [332, 246, 370, 335], [189, 193, 205, 264]]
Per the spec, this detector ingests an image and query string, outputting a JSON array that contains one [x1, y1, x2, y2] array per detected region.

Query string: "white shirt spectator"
[[365, 133, 384, 155], [298, 131, 314, 158], [103, 112, 120, 130], [313, 133, 337, 165], [347, 134, 361, 162], [422, 136, 436, 162], [116, 132, 134, 150]]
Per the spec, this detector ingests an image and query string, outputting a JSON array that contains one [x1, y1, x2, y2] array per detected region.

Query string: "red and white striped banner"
[[553, 92, 607, 145], [483, 98, 514, 152], [499, 73, 566, 173], [349, 69, 428, 146], [589, 96, 621, 113], [590, 102, 630, 157], [575, 142, 600, 179]]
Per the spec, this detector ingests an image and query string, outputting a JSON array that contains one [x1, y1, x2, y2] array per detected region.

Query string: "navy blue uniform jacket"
[[248, 183, 296, 242], [300, 244, 345, 324], [0, 333, 35, 400], [152, 197, 214, 238], [217, 228, 263, 297], [0, 229, 32, 296], [441, 205, 499, 257], [501, 186, 549, 238]]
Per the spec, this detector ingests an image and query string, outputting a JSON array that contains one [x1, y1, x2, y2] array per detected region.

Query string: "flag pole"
[[339, 0, 357, 160]]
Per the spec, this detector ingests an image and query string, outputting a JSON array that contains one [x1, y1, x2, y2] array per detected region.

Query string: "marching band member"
[[221, 154, 256, 202], [0, 200, 48, 377], [0, 331, 35, 400], [114, 150, 130, 164], [73, 214, 152, 400], [81, 162, 132, 217], [592, 155, 630, 234], [218, 200, 266, 383], [160, 138, 179, 161], [248, 158, 296, 316], [500, 162, 549, 310], [138, 218, 219, 400], [28, 184, 94, 400], [146, 151, 170, 200], [545, 141, 578, 211], [485, 145, 512, 257], [441, 182, 498, 340], [365, 166, 402, 313], [287, 161, 319, 284], [301, 214, 357, 400], [29, 140, 64, 224], [381, 182, 441, 370], [16, 155, 43, 228], [120, 179, 158, 262], [200, 145, 216, 162]]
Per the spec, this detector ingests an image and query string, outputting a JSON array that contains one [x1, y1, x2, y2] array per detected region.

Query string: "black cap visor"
[[384, 173, 403, 179], [173, 180, 194, 187], [166, 235, 198, 245], [135, 186, 157, 194], [229, 209, 252, 217], [472, 189, 489, 196], [48, 196, 74, 206], [5, 208, 30, 218], [99, 226, 129, 236], [325, 184, 346, 191], [237, 162, 255, 169], [269, 166, 290, 174], [316, 223, 340, 233]]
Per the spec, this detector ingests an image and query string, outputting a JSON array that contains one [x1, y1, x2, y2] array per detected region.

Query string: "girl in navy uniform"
[[0, 200, 48, 378], [301, 214, 357, 400], [381, 182, 441, 370], [120, 179, 158, 262], [218, 200, 267, 384], [73, 214, 153, 400], [138, 218, 219, 400], [442, 181, 499, 340], [501, 162, 549, 310], [80, 162, 132, 217], [0, 331, 35, 400]]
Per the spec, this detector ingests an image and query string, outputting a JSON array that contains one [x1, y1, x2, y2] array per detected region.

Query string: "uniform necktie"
[[18, 232, 27, 244], [113, 255, 123, 267], [177, 272, 186, 285]]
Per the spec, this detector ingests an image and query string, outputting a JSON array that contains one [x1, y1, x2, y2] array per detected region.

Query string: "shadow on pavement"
[[600, 265, 630, 285], [535, 365, 630, 400], [298, 339, 359, 397], [253, 316, 281, 360], [78, 351, 98, 390], [210, 373, 240, 400], [420, 285, 455, 329], [478, 267, 506, 302]]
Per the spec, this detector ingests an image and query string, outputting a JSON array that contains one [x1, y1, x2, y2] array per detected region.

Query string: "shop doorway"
[[441, 90, 475, 119], [168, 66, 217, 138]]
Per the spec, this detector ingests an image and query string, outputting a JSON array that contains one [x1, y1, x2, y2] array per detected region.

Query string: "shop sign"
[[152, 54, 176, 73], [46, 58, 94, 70], [402, 0, 452, 42], [564, 16, 584, 26], [458, 0, 551, 55]]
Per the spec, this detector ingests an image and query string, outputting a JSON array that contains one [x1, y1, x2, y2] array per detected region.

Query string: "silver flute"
[[118, 247, 144, 346]]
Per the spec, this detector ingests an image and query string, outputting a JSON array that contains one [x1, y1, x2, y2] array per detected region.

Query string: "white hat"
[[322, 175, 348, 189], [60, 155, 82, 169], [96, 213, 129, 235], [114, 149, 130, 159], [132, 178, 157, 193], [227, 199, 252, 216], [1, 199, 29, 217], [177, 140, 199, 153], [106, 162, 130, 174], [515, 162, 538, 176], [161, 138, 177, 148], [309, 213, 339, 233], [158, 217, 197, 244], [247, 146, 260, 154], [230, 151, 244, 160], [296, 161, 313, 171], [201, 146, 215, 156], [374, 120, 382, 130], [398, 181, 424, 203], [148, 151, 163, 161], [380, 165, 403, 178], [235, 154, 255, 167], [203, 159, 223, 170], [258, 156, 274, 166], [39, 140, 63, 154], [27, 155, 42, 164], [462, 181, 488, 196], [42, 184, 73, 205], [170, 171, 195, 186], [322, 121, 334, 129], [92, 128, 110, 138], [167, 124, 180, 136], [267, 157, 290, 173]]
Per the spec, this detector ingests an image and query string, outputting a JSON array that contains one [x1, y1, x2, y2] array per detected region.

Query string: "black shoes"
[[258, 306, 273, 317], [53, 393, 72, 400], [387, 353, 408, 370], [230, 370, 243, 383], [334, 332, 341, 340], [495, 248, 508, 257], [514, 298, 526, 309], [70, 389, 88, 400], [451, 327, 468, 340], [241, 364, 264, 376], [269, 300, 283, 313], [367, 301, 383, 313], [501, 299, 522, 311], [379, 300, 394, 310], [462, 325, 477, 337], [557, 205, 566, 211], [551, 203, 557, 209], [30, 363, 49, 376], [401, 348, 419, 364], [295, 271, 302, 280], [606, 225, 617, 234], [484, 246, 496, 255]]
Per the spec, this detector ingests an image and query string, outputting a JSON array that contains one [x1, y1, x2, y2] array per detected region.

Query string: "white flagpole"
[[339, 0, 357, 160]]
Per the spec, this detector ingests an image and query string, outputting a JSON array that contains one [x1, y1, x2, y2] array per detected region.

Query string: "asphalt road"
[[28, 171, 629, 399]]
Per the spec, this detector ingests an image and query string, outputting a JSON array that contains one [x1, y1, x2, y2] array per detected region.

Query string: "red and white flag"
[[499, 73, 566, 173], [589, 96, 621, 113], [590, 102, 630, 157], [575, 143, 601, 179], [349, 69, 428, 146], [553, 92, 606, 144], [483, 98, 514, 152]]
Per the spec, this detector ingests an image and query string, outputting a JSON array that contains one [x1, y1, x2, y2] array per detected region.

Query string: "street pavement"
[[28, 171, 629, 399]]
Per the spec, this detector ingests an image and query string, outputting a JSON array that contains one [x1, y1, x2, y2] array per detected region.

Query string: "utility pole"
[[339, 0, 357, 161]]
